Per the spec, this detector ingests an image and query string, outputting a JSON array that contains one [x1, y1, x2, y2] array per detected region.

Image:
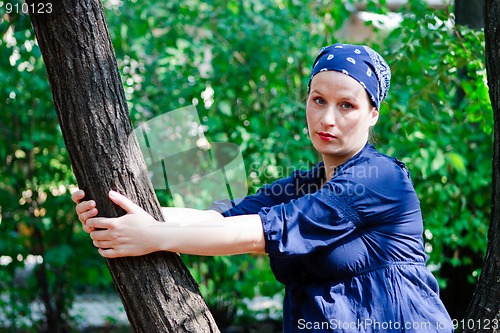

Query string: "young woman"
[[73, 43, 453, 332]]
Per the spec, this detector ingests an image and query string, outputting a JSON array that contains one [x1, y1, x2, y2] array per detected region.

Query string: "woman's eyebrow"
[[311, 89, 359, 101], [339, 95, 359, 102]]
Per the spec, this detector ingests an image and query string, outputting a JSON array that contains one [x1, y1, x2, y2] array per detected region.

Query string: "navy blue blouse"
[[211, 144, 453, 332]]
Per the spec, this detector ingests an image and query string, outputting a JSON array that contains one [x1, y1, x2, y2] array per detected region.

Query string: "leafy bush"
[[375, 5, 491, 288]]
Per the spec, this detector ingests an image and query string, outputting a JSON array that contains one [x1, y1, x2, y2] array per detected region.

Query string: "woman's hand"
[[72, 189, 98, 233], [72, 189, 265, 258], [85, 190, 161, 258]]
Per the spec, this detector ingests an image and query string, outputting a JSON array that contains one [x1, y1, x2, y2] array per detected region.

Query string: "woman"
[[73, 43, 453, 332]]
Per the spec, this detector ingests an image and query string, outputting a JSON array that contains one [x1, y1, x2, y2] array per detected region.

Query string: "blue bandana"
[[309, 43, 391, 109]]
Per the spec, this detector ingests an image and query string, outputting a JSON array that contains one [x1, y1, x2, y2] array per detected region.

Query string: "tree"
[[455, 0, 485, 29], [459, 0, 500, 331], [0, 6, 87, 331], [27, 0, 218, 332]]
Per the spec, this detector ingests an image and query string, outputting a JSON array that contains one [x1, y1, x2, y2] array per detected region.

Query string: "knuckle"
[[107, 220, 116, 230], [76, 203, 86, 214], [72, 191, 83, 203]]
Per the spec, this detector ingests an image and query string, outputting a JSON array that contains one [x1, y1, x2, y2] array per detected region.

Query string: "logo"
[[130, 105, 248, 210]]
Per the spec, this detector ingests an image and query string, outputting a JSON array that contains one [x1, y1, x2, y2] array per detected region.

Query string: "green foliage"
[[0, 0, 493, 330], [0, 3, 114, 330], [373, 2, 491, 288]]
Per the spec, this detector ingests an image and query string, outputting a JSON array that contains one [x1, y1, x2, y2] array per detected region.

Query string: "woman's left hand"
[[87, 190, 161, 258]]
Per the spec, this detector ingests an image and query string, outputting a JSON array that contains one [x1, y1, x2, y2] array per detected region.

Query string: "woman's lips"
[[317, 131, 336, 141]]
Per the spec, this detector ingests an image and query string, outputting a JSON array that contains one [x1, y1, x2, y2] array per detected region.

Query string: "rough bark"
[[27, 0, 219, 332], [459, 0, 500, 332]]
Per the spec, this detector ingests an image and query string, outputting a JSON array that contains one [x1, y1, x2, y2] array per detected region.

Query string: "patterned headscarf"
[[309, 43, 391, 109]]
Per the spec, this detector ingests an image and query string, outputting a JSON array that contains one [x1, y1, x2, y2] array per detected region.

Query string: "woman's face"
[[306, 71, 379, 168]]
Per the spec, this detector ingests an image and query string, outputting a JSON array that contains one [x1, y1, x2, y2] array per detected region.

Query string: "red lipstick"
[[317, 131, 336, 141]]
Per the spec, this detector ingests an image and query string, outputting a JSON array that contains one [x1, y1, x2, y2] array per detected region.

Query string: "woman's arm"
[[81, 191, 265, 258], [159, 207, 265, 256]]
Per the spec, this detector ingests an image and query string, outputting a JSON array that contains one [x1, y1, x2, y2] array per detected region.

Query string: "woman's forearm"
[[85, 191, 266, 258], [158, 208, 266, 256]]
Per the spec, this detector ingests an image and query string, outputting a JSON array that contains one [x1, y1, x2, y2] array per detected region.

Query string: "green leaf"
[[447, 152, 467, 174]]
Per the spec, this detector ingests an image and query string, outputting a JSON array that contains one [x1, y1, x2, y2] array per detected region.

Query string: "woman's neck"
[[322, 144, 367, 181]]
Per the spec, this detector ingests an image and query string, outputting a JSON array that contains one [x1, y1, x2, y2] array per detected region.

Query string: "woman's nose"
[[321, 108, 336, 126]]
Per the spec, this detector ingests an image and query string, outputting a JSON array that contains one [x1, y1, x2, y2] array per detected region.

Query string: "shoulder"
[[215, 162, 324, 216], [326, 144, 417, 205], [262, 162, 324, 198], [327, 145, 421, 225], [338, 144, 412, 184], [286, 161, 324, 180]]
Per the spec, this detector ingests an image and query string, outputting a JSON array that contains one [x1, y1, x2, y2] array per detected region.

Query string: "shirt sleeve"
[[260, 154, 423, 257], [260, 186, 361, 256], [210, 172, 308, 217]]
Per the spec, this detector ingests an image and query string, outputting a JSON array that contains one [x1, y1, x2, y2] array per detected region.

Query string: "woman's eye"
[[340, 102, 354, 110], [314, 97, 327, 105]]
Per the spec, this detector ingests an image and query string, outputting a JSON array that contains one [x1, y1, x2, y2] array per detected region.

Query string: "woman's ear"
[[369, 107, 380, 127]]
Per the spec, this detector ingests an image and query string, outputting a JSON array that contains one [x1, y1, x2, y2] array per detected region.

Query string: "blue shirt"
[[211, 144, 453, 332]]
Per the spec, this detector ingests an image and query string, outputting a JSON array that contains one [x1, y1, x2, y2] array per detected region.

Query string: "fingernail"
[[109, 190, 117, 198]]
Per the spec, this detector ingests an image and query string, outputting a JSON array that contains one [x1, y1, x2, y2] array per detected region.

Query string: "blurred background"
[[0, 0, 491, 332]]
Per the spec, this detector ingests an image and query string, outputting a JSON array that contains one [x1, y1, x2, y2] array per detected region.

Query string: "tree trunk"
[[27, 1, 219, 332], [455, 0, 485, 29], [459, 0, 500, 332]]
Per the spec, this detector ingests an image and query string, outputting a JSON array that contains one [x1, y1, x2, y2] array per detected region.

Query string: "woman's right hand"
[[71, 189, 98, 233]]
